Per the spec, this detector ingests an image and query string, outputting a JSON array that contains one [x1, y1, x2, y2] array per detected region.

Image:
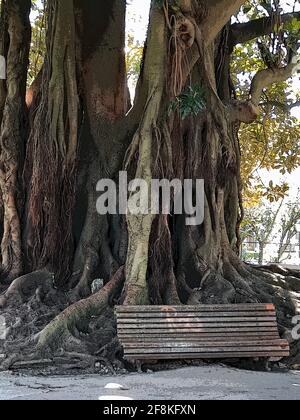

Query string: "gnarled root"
[[0, 270, 55, 309], [36, 266, 125, 356]]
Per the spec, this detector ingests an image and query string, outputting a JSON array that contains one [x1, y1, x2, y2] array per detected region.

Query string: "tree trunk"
[[258, 242, 264, 265], [1, 0, 299, 368], [0, 0, 9, 124], [69, 0, 129, 297], [0, 0, 31, 282]]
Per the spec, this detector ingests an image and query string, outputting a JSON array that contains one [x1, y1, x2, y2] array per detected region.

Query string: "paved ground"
[[0, 365, 299, 400]]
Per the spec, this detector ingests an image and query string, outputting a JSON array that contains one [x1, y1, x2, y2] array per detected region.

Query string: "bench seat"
[[116, 304, 290, 361]]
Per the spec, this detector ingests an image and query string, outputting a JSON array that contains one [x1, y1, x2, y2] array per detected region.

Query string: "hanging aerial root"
[[168, 12, 195, 97], [0, 0, 31, 282], [25, 0, 79, 283], [148, 215, 181, 305]]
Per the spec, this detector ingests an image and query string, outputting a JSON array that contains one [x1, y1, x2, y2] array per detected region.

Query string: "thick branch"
[[230, 12, 300, 47], [260, 99, 300, 112], [230, 56, 300, 123], [181, 0, 245, 86], [250, 58, 300, 106], [201, 0, 245, 45]]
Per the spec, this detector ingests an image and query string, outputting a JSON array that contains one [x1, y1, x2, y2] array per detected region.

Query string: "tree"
[[241, 196, 300, 265], [27, 0, 46, 86], [276, 196, 300, 263], [0, 0, 300, 369], [241, 199, 283, 264], [232, 40, 300, 205]]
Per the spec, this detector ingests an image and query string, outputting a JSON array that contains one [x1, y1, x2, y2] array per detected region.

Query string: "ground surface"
[[0, 365, 300, 400]]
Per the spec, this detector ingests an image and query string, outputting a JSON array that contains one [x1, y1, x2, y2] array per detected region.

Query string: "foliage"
[[232, 40, 300, 205], [231, 0, 300, 205], [168, 85, 206, 120], [241, 199, 284, 263], [154, 0, 179, 10], [126, 33, 143, 86], [241, 195, 300, 263], [277, 194, 300, 262], [241, 199, 283, 243], [126, 9, 145, 93], [28, 0, 46, 85], [126, 1, 300, 206]]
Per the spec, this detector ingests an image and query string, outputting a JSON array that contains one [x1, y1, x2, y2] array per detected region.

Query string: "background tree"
[[276, 195, 300, 263], [232, 38, 300, 205], [27, 0, 46, 86], [241, 199, 284, 264], [241, 195, 300, 264], [0, 0, 300, 370]]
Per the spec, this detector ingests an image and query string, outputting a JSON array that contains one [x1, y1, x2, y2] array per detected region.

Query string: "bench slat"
[[124, 346, 289, 355], [116, 304, 275, 312], [118, 316, 277, 324], [119, 331, 278, 338], [116, 305, 289, 362], [118, 322, 277, 330], [120, 335, 279, 340], [117, 311, 276, 319], [118, 327, 279, 334], [124, 351, 290, 360], [122, 340, 288, 348]]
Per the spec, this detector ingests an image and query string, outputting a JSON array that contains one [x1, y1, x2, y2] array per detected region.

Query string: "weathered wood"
[[122, 340, 288, 349], [119, 333, 279, 341], [117, 304, 276, 312], [117, 310, 276, 318], [118, 316, 277, 324], [125, 346, 288, 355], [118, 327, 279, 334], [116, 305, 290, 362], [118, 331, 278, 337], [118, 322, 278, 330], [124, 351, 289, 360], [119, 337, 280, 344]]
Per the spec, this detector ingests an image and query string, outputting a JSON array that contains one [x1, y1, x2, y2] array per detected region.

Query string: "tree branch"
[[229, 56, 300, 123], [250, 57, 300, 106], [182, 0, 245, 86], [201, 0, 245, 45], [260, 99, 300, 112], [230, 11, 300, 47]]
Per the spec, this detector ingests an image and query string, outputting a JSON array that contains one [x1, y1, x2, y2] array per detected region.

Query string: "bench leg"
[[136, 360, 143, 374], [252, 357, 271, 371], [264, 358, 271, 372], [258, 358, 271, 371]]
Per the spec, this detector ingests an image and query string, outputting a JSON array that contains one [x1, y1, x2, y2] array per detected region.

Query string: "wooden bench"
[[116, 304, 290, 362]]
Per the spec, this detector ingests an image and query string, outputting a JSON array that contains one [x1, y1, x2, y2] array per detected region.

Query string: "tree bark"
[[258, 242, 265, 266], [70, 0, 129, 296], [0, 0, 9, 124], [0, 0, 31, 282]]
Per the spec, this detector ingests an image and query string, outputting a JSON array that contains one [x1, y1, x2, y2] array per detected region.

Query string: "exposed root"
[[69, 247, 100, 302], [0, 270, 55, 308], [36, 266, 124, 356]]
